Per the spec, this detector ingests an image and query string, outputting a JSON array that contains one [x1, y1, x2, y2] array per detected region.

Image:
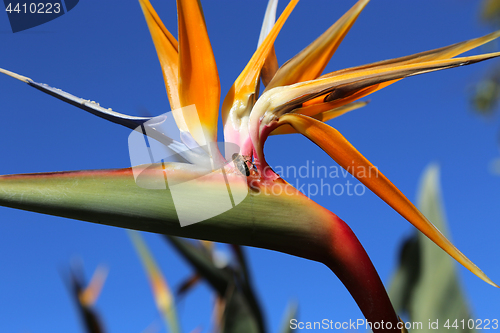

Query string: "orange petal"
[[311, 100, 368, 122], [221, 0, 299, 127], [303, 30, 500, 106], [251, 52, 500, 156], [297, 86, 377, 116], [139, 0, 189, 132], [79, 265, 108, 307], [261, 46, 279, 87], [256, 51, 500, 123], [298, 30, 500, 108], [277, 113, 498, 288], [265, 0, 369, 91], [177, 0, 220, 145], [271, 101, 368, 135], [257, 0, 279, 47], [250, 52, 500, 171], [321, 30, 500, 80]]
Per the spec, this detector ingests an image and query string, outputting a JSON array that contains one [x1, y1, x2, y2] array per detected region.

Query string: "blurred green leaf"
[[389, 164, 475, 332], [280, 301, 298, 333], [176, 273, 202, 297], [229, 244, 266, 333], [166, 236, 231, 295], [220, 288, 261, 333], [472, 79, 500, 114], [481, 0, 500, 25], [129, 231, 181, 333], [165, 236, 263, 333]]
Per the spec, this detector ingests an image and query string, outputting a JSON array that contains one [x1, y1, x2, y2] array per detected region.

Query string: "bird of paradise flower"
[[0, 0, 499, 332]]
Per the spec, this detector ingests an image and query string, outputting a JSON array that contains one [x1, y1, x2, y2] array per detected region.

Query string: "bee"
[[232, 153, 253, 176]]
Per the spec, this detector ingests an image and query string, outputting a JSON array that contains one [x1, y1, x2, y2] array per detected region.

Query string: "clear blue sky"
[[1, 1, 499, 332]]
